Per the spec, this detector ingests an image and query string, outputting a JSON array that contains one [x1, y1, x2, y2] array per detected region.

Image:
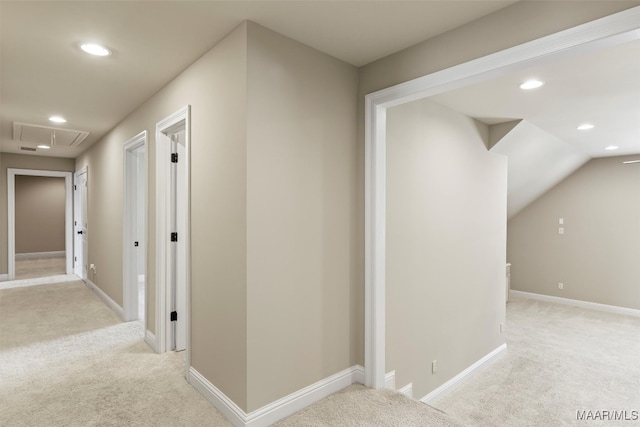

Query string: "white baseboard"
[[83, 278, 124, 320], [510, 290, 640, 318], [144, 330, 157, 352], [421, 343, 507, 404], [0, 274, 8, 282], [385, 370, 395, 389], [398, 382, 413, 398], [188, 364, 365, 427], [15, 251, 65, 260]]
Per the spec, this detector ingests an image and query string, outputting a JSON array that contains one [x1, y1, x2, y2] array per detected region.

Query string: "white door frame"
[[123, 131, 148, 322], [7, 168, 73, 280], [155, 105, 191, 360], [73, 167, 88, 279], [363, 7, 640, 388]]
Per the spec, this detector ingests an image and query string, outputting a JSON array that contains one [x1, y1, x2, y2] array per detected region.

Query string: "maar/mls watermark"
[[576, 410, 639, 422]]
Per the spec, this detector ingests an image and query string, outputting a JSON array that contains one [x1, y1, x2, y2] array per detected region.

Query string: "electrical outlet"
[[432, 360, 437, 374], [558, 282, 564, 290], [558, 227, 564, 235]]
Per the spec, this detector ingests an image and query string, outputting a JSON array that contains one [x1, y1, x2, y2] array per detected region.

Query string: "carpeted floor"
[[0, 279, 462, 426], [435, 298, 640, 426], [2, 278, 638, 426]]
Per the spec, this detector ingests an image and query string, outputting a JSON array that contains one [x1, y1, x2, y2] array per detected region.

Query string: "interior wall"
[[74, 23, 249, 408], [354, 1, 638, 384], [358, 1, 639, 96], [15, 175, 66, 254], [0, 153, 75, 274], [508, 155, 640, 310], [245, 22, 358, 412], [386, 98, 507, 399]]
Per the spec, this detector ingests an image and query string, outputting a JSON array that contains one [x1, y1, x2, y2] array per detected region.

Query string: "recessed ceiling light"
[[37, 145, 51, 149], [577, 123, 594, 131], [519, 79, 544, 90], [605, 145, 619, 150], [81, 43, 111, 56], [49, 116, 67, 123]]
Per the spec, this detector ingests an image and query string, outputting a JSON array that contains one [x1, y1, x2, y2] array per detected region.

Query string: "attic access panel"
[[13, 122, 89, 147]]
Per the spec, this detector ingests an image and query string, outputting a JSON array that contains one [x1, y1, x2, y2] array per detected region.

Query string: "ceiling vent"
[[13, 122, 89, 147]]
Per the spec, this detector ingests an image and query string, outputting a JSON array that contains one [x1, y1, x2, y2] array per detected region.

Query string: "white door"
[[171, 131, 187, 351], [123, 133, 147, 323], [74, 169, 88, 279]]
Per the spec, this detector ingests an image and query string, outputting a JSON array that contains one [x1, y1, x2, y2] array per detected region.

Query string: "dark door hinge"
[[170, 232, 178, 242], [170, 311, 177, 322], [74, 184, 77, 190], [134, 241, 139, 247], [171, 153, 178, 163]]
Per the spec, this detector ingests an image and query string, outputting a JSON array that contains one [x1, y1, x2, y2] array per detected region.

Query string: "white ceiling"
[[430, 35, 640, 217], [2, 2, 637, 218], [0, 0, 516, 158], [431, 38, 640, 159]]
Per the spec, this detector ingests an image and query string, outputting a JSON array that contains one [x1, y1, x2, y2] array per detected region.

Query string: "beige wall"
[[75, 22, 249, 407], [15, 175, 66, 253], [359, 1, 640, 96], [74, 21, 360, 413], [508, 155, 640, 310], [0, 153, 75, 274], [386, 98, 507, 399], [245, 22, 358, 411]]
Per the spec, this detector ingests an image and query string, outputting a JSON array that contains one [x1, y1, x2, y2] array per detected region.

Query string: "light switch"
[[559, 218, 564, 225], [558, 228, 564, 235]]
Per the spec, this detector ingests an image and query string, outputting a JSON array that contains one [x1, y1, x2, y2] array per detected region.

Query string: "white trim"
[[420, 344, 507, 404], [15, 251, 65, 260], [187, 365, 365, 427], [510, 290, 640, 318], [363, 6, 640, 388], [155, 105, 191, 356], [83, 278, 124, 320], [73, 167, 88, 279], [7, 168, 73, 281], [145, 330, 157, 352], [123, 130, 148, 323], [384, 370, 395, 389], [0, 274, 9, 282], [0, 274, 78, 289], [398, 383, 413, 398]]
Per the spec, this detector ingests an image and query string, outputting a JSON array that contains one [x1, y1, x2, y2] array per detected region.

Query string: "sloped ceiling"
[[431, 37, 640, 218]]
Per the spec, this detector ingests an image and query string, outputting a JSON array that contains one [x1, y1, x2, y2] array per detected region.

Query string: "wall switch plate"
[[558, 227, 564, 235], [432, 360, 437, 374], [558, 282, 564, 290], [500, 323, 504, 333], [559, 218, 564, 225]]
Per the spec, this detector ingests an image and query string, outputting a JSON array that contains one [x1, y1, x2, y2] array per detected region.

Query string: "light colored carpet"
[[435, 298, 640, 426], [6, 278, 635, 426], [274, 384, 465, 426], [0, 280, 232, 426], [14, 255, 66, 280], [0, 280, 464, 426]]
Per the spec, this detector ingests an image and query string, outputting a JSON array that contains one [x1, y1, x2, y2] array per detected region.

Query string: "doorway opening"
[[155, 106, 190, 358], [123, 131, 148, 325], [7, 169, 73, 281]]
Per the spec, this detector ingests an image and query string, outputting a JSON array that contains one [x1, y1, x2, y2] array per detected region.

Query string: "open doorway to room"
[[123, 131, 148, 325], [7, 169, 73, 281]]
